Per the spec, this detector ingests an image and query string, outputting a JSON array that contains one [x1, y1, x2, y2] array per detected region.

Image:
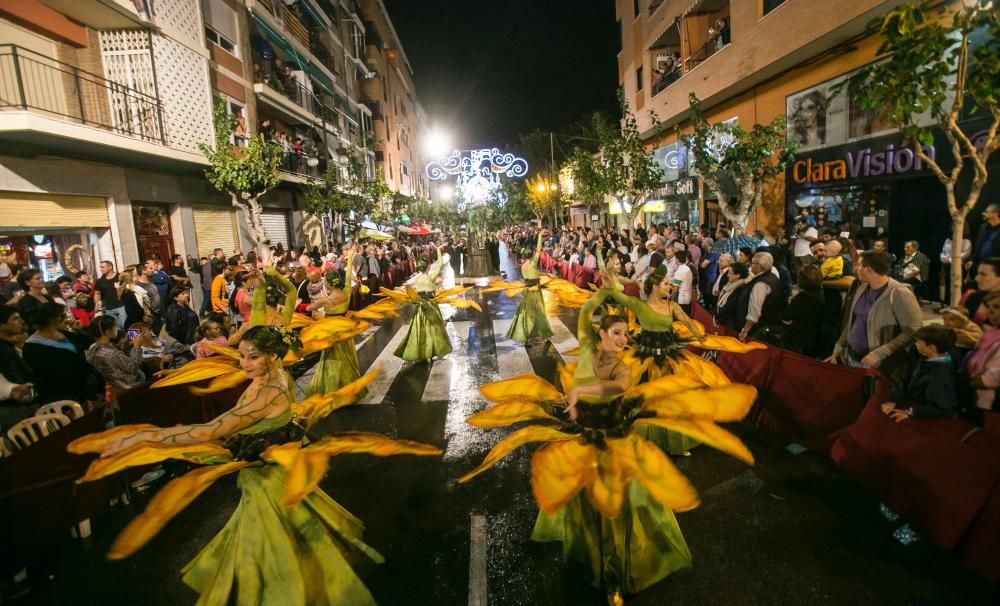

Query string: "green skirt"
[[506, 288, 553, 342], [394, 299, 452, 362], [307, 340, 362, 396], [183, 465, 382, 606], [532, 480, 692, 593], [636, 423, 701, 456]]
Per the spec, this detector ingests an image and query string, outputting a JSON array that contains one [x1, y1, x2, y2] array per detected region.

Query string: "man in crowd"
[[972, 203, 1000, 274], [892, 240, 930, 300], [210, 260, 232, 314], [829, 250, 922, 385], [733, 251, 786, 342], [201, 248, 225, 315], [136, 260, 163, 333], [93, 260, 127, 329], [792, 217, 819, 270]]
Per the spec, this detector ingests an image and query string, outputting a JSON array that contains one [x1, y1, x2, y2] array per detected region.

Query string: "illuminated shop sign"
[[791, 142, 936, 184]]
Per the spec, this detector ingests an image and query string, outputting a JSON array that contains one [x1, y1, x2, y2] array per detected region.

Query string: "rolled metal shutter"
[[192, 204, 238, 258], [261, 210, 290, 249], [0, 193, 109, 229]]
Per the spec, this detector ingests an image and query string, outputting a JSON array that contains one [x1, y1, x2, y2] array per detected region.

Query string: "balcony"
[[0, 43, 164, 144], [685, 16, 730, 71]]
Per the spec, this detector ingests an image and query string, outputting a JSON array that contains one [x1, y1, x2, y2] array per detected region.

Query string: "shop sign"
[[654, 142, 688, 182], [662, 177, 696, 197], [791, 141, 936, 185]]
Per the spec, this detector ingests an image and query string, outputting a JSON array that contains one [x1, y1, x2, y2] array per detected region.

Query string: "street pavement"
[[21, 246, 999, 605]]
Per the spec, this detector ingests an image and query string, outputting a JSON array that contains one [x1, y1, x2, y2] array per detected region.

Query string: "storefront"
[[132, 203, 175, 263], [192, 204, 239, 258], [0, 192, 114, 280], [651, 142, 700, 229]]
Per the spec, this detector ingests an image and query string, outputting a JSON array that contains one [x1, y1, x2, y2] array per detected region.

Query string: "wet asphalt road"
[[20, 246, 999, 606]]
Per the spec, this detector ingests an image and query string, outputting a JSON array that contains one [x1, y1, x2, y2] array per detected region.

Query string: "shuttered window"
[[261, 210, 290, 249], [192, 204, 238, 258], [0, 193, 109, 228]]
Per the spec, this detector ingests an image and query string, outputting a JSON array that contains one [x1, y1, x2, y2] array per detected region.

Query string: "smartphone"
[[126, 328, 142, 340]]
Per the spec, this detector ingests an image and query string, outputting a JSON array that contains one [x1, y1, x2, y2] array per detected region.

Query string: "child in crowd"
[[881, 324, 959, 421], [195, 319, 229, 358], [941, 306, 983, 351], [820, 240, 844, 280]]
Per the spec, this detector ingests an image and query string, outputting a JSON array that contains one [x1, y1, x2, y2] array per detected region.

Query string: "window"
[[221, 97, 246, 147], [616, 20, 622, 52], [205, 26, 238, 56], [202, 0, 239, 56], [763, 0, 787, 16], [633, 0, 641, 20], [636, 66, 644, 92]]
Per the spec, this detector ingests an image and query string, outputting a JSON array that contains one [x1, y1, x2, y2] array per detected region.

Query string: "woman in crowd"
[[231, 271, 256, 326], [781, 265, 825, 357], [84, 315, 149, 394], [164, 286, 199, 344], [962, 290, 1000, 427], [119, 269, 150, 328], [15, 268, 53, 330], [21, 301, 102, 404], [195, 318, 229, 358]]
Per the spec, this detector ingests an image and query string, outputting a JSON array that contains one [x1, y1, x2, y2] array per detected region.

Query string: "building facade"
[[1, 0, 421, 301], [616, 0, 998, 273]]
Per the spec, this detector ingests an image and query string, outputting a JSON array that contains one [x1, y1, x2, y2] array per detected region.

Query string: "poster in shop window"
[[786, 76, 848, 151]]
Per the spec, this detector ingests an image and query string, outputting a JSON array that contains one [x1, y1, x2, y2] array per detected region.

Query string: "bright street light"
[[438, 184, 454, 201], [424, 129, 452, 158], [536, 182, 547, 193]]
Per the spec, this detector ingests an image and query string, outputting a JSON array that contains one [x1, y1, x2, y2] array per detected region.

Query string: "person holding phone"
[[84, 316, 151, 394]]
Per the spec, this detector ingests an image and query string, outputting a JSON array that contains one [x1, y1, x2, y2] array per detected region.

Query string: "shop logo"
[[792, 142, 936, 184]]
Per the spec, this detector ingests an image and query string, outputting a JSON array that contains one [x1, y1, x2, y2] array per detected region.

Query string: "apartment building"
[[358, 0, 428, 202], [617, 0, 998, 263], [0, 0, 380, 294]]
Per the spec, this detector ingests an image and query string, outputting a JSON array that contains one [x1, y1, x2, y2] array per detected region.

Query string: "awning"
[[359, 228, 393, 240], [251, 13, 334, 94], [297, 0, 326, 27]]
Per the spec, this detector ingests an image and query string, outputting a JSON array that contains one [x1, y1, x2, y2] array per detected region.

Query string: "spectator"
[[781, 265, 825, 357], [963, 290, 1000, 422], [871, 239, 896, 264], [892, 240, 930, 299], [829, 250, 922, 385], [119, 269, 151, 328], [15, 268, 53, 331], [94, 259, 128, 330], [671, 249, 694, 315], [72, 271, 95, 312], [939, 225, 972, 304], [84, 315, 148, 394], [169, 253, 191, 289], [201, 248, 225, 314], [0, 306, 34, 426], [959, 257, 1000, 326], [165, 286, 199, 344], [231, 271, 258, 326], [793, 217, 819, 270], [21, 301, 103, 404], [731, 252, 787, 342], [820, 240, 845, 280], [715, 262, 750, 327], [941, 305, 983, 352], [881, 324, 958, 421], [709, 253, 733, 311], [971, 203, 1000, 272], [210, 261, 233, 314], [195, 319, 229, 358]]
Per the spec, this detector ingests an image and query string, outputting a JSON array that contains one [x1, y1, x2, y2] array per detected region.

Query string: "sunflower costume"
[[482, 233, 592, 343], [377, 248, 482, 362], [70, 283, 438, 605], [459, 289, 757, 601]]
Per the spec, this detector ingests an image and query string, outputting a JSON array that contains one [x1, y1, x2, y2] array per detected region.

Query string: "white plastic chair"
[[35, 400, 85, 421], [6, 413, 71, 451]]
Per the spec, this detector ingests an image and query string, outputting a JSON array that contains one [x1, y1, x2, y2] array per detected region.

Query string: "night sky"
[[381, 0, 620, 149]]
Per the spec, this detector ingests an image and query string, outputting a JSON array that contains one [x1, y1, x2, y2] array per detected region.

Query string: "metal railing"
[[253, 56, 326, 117], [0, 43, 165, 144], [685, 25, 730, 71]]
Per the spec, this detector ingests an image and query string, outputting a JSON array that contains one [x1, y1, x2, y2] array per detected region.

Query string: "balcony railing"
[[0, 43, 165, 144], [685, 23, 730, 71], [253, 56, 326, 116], [651, 66, 682, 96]]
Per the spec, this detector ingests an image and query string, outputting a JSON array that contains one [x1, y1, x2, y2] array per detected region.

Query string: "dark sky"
[[381, 0, 620, 149]]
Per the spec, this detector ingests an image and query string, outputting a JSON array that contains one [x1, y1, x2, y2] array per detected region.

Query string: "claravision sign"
[[791, 140, 936, 185]]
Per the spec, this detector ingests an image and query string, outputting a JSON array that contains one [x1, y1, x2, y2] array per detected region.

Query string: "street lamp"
[[424, 128, 452, 159]]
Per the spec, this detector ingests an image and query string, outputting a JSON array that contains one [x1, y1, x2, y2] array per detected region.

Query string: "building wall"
[[617, 0, 924, 237]]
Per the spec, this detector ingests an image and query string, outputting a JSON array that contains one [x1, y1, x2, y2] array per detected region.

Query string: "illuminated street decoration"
[[425, 148, 528, 211]]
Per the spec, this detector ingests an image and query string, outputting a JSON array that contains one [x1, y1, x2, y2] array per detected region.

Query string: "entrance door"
[[132, 204, 174, 263], [889, 177, 951, 302]]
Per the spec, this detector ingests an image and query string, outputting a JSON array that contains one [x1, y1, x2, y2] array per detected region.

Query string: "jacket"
[[834, 278, 922, 383], [889, 356, 958, 418]]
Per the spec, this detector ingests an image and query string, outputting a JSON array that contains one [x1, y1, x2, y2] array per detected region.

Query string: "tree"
[[524, 174, 562, 223], [304, 146, 391, 241], [565, 93, 663, 228], [199, 99, 282, 264], [836, 1, 999, 304], [682, 93, 797, 235]]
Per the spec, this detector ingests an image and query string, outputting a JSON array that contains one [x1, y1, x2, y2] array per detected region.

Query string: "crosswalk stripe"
[[359, 322, 411, 405], [549, 316, 579, 360], [421, 321, 473, 401], [492, 319, 535, 378]]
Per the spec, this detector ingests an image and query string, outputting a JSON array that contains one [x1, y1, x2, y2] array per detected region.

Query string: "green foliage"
[[682, 93, 797, 232], [564, 91, 663, 221], [199, 99, 282, 201], [304, 146, 391, 234]]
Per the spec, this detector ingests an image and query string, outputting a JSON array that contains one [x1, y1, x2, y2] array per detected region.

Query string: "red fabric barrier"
[[959, 480, 1000, 583], [574, 267, 595, 289], [831, 402, 1000, 551]]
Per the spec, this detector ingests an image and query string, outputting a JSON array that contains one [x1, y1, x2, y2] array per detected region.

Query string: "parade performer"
[[378, 247, 481, 362], [481, 227, 592, 343], [68, 327, 440, 606], [459, 288, 756, 604]]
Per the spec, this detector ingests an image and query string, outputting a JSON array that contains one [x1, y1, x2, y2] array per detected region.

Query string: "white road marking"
[[468, 514, 488, 606], [492, 319, 535, 378], [549, 316, 579, 360], [421, 321, 472, 401], [359, 323, 411, 404]]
